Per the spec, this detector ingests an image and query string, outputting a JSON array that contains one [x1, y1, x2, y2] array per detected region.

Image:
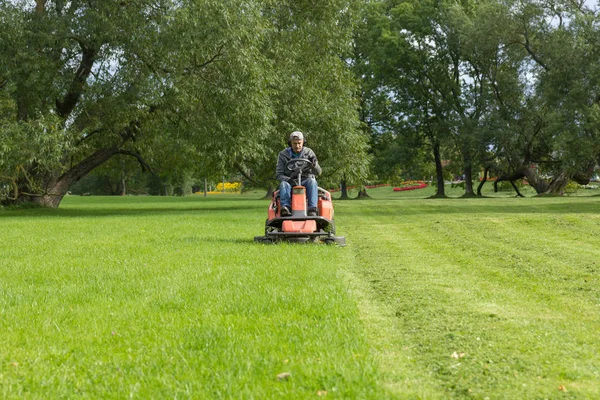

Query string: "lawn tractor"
[[254, 158, 346, 245]]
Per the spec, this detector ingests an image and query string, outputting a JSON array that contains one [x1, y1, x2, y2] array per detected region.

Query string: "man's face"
[[291, 139, 303, 153]]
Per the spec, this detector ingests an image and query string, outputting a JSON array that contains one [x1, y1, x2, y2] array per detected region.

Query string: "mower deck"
[[254, 233, 346, 245], [254, 215, 346, 245]]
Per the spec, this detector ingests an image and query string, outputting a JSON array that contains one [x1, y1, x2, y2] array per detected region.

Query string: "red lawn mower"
[[254, 158, 346, 245]]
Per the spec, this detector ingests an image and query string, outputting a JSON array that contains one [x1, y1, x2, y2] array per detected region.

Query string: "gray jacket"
[[276, 147, 322, 183]]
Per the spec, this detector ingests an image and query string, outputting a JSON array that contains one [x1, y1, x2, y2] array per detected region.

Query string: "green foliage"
[[563, 180, 581, 195], [0, 0, 368, 206], [355, 0, 600, 196]]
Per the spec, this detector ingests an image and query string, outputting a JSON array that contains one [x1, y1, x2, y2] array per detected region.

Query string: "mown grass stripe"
[[337, 196, 600, 398], [1, 195, 385, 398]]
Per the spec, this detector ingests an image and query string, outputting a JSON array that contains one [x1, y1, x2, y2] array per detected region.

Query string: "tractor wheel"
[[325, 221, 336, 236], [265, 220, 278, 236]]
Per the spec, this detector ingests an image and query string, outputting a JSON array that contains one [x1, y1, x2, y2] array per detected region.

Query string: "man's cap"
[[289, 131, 304, 141]]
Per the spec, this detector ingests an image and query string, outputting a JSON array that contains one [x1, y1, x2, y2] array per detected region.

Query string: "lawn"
[[1, 187, 599, 398]]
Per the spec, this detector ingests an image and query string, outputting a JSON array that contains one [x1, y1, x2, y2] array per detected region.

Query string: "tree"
[[356, 0, 600, 198], [479, 0, 600, 195], [354, 0, 490, 198], [0, 0, 370, 207], [235, 0, 371, 194]]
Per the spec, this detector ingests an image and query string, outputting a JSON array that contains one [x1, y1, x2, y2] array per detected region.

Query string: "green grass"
[[1, 189, 600, 398], [0, 195, 382, 398]]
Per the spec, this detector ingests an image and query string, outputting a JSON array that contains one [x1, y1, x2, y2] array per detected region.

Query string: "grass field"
[[1, 185, 599, 398]]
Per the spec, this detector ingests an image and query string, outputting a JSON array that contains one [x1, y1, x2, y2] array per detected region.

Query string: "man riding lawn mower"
[[254, 131, 346, 245]]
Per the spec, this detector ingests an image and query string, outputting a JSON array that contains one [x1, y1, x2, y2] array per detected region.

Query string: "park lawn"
[[1, 190, 600, 398], [335, 189, 600, 398], [0, 195, 383, 398]]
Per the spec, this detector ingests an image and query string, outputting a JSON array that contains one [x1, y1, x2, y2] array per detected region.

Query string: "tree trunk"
[[119, 177, 127, 196], [339, 179, 349, 199], [543, 171, 570, 195], [35, 0, 46, 15], [495, 167, 544, 194], [432, 141, 446, 198], [263, 184, 274, 199], [510, 181, 525, 197], [355, 187, 370, 199], [462, 159, 475, 198], [21, 146, 120, 208], [477, 167, 489, 196]]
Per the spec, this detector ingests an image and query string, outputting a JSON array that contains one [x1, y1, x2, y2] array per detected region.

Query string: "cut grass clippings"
[[2, 189, 600, 398], [336, 190, 600, 398]]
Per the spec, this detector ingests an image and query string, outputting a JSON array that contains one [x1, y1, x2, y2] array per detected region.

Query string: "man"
[[276, 131, 322, 217]]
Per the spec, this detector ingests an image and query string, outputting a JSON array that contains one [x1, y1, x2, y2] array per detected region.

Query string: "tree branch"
[[55, 41, 98, 119], [521, 30, 550, 72], [35, 0, 47, 16], [117, 150, 155, 174], [182, 44, 226, 75], [234, 162, 262, 185]]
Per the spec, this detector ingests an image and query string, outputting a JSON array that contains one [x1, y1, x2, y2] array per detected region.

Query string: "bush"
[[563, 180, 580, 195]]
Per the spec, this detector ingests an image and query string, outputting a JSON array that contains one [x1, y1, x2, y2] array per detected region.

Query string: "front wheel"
[[324, 220, 336, 236]]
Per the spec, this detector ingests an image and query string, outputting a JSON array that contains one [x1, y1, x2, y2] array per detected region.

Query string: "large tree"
[[480, 0, 600, 195], [0, 0, 369, 207], [354, 0, 493, 197]]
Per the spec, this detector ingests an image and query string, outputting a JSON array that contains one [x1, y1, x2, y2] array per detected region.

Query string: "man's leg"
[[279, 181, 292, 216], [302, 178, 318, 214]]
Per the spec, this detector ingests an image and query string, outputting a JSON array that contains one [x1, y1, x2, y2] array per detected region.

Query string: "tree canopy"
[[3, 0, 600, 206], [355, 0, 600, 196], [0, 0, 368, 206]]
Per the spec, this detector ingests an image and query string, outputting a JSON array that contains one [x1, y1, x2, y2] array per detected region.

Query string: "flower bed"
[[195, 182, 242, 195], [393, 181, 428, 191]]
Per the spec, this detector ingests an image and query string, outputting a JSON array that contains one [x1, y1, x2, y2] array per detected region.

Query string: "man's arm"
[[276, 152, 290, 182], [306, 148, 322, 176]]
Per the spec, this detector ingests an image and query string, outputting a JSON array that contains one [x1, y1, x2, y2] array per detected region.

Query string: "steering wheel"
[[285, 158, 313, 174]]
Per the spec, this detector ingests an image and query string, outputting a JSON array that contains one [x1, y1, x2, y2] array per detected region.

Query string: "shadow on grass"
[[0, 205, 263, 219], [3, 196, 600, 219], [181, 236, 257, 245], [338, 197, 600, 215]]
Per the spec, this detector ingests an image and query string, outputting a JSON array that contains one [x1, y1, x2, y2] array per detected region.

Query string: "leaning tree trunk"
[[477, 167, 490, 196], [20, 146, 120, 208], [496, 167, 546, 195], [543, 171, 570, 195], [510, 181, 525, 197], [432, 141, 446, 198]]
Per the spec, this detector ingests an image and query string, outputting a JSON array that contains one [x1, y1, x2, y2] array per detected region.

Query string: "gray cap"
[[289, 131, 304, 141]]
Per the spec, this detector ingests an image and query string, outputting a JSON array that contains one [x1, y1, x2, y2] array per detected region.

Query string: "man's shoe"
[[307, 208, 318, 216], [281, 206, 291, 217]]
